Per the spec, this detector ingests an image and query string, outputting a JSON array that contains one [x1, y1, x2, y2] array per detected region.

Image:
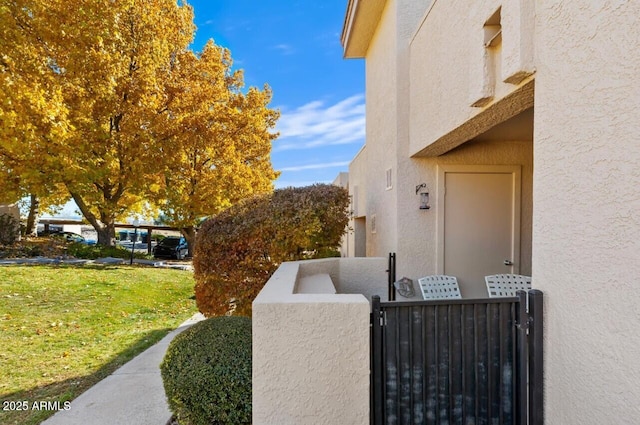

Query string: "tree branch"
[[68, 190, 102, 230]]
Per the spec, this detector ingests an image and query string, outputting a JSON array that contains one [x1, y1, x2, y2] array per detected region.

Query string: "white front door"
[[437, 165, 521, 298]]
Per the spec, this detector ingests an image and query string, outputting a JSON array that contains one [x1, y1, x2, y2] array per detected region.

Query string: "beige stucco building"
[[0, 203, 21, 242], [253, 1, 639, 423], [338, 0, 640, 423]]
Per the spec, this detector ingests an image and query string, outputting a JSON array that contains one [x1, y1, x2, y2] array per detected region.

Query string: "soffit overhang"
[[341, 0, 388, 58], [412, 80, 535, 157]]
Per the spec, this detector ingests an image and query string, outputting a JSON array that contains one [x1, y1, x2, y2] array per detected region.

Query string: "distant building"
[[0, 203, 21, 242]]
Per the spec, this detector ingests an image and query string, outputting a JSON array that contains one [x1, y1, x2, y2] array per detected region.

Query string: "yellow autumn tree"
[[1, 1, 73, 225], [152, 41, 279, 254], [1, 0, 278, 246], [1, 0, 195, 244]]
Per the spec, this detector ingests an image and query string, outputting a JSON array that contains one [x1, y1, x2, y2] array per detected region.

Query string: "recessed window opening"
[[484, 7, 502, 48]]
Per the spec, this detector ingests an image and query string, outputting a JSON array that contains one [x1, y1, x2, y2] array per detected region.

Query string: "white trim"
[[436, 164, 521, 275], [341, 0, 359, 53]]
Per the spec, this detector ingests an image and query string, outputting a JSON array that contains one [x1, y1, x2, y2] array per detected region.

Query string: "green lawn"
[[0, 265, 197, 425]]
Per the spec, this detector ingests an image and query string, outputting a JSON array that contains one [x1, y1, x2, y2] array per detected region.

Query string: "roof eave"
[[341, 0, 387, 58]]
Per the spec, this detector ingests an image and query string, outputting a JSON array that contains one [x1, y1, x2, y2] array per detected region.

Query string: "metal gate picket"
[[371, 290, 543, 425]]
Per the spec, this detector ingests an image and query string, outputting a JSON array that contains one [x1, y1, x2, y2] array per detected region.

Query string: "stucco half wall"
[[252, 257, 388, 425]]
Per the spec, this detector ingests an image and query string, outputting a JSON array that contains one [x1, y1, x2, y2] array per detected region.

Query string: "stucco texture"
[[252, 260, 378, 425], [533, 1, 640, 423], [0, 204, 21, 241], [409, 0, 534, 156], [348, 0, 535, 290], [397, 140, 533, 286], [253, 301, 369, 425], [362, 0, 399, 257], [342, 0, 640, 422]]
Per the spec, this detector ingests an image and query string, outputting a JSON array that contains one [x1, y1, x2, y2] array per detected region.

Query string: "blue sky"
[[188, 0, 365, 188], [52, 1, 363, 218]]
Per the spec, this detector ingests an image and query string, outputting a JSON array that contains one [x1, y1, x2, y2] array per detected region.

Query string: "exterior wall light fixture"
[[416, 183, 430, 210]]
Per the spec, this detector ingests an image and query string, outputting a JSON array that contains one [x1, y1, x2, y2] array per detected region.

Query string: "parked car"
[[153, 236, 188, 260], [53, 231, 96, 245]]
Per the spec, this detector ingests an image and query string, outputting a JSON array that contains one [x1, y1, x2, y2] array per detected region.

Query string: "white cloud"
[[271, 43, 295, 55], [274, 94, 365, 151], [278, 160, 351, 172]]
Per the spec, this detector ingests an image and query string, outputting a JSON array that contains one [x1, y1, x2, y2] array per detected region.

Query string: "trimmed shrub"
[[66, 242, 148, 260], [161, 316, 252, 425], [194, 184, 350, 316]]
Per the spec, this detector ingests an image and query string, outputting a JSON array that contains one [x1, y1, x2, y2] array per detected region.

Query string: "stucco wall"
[[295, 256, 389, 300], [533, 2, 640, 423], [355, 0, 434, 260], [343, 0, 640, 421], [396, 140, 533, 289], [0, 204, 21, 241], [253, 259, 381, 425], [347, 0, 534, 292], [347, 146, 368, 258], [363, 0, 398, 257], [409, 0, 534, 155], [0, 204, 20, 222]]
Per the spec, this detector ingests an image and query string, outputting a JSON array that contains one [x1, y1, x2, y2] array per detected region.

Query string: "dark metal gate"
[[371, 290, 543, 425]]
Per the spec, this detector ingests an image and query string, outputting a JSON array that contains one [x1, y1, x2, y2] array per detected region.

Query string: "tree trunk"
[[25, 194, 39, 236], [96, 222, 116, 246], [69, 191, 117, 246], [181, 226, 196, 258]]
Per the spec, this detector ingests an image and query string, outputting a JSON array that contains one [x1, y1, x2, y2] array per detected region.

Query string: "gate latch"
[[515, 316, 533, 331]]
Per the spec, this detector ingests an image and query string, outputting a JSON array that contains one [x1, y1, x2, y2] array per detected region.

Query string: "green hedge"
[[161, 316, 252, 425], [66, 242, 149, 260]]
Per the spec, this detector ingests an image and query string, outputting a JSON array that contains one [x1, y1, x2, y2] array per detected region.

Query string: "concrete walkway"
[[42, 313, 205, 425]]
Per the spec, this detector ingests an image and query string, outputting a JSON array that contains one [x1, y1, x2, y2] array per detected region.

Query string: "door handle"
[[503, 260, 513, 266]]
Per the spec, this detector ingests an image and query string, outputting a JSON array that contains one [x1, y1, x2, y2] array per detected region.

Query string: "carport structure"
[[39, 218, 184, 255]]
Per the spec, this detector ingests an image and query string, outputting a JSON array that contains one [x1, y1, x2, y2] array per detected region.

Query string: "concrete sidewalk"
[[42, 313, 205, 425]]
